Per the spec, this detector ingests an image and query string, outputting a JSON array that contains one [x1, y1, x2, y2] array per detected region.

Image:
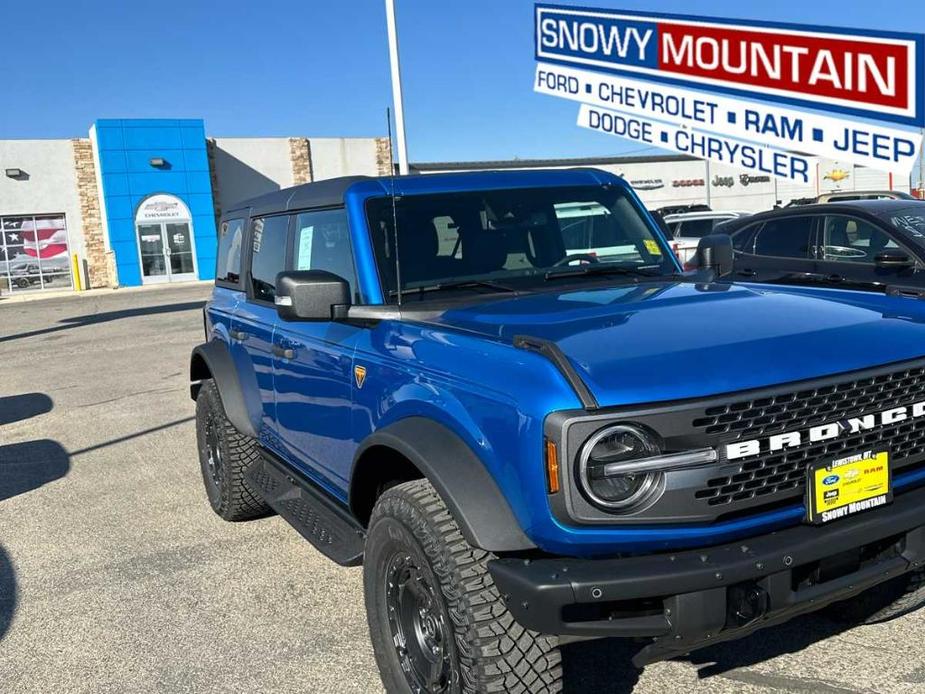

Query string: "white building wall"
[[210, 137, 294, 212], [0, 139, 85, 259], [309, 138, 381, 181]]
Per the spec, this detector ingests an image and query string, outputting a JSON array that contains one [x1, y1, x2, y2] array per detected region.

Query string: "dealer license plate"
[[806, 450, 892, 525]]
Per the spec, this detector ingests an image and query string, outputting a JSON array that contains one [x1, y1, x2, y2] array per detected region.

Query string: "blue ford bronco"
[[190, 169, 925, 693]]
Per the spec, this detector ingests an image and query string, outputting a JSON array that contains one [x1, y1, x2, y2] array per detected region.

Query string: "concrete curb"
[[0, 280, 213, 305]]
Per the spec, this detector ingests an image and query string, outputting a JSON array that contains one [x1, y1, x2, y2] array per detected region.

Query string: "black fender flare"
[[189, 341, 261, 439], [350, 417, 536, 552]]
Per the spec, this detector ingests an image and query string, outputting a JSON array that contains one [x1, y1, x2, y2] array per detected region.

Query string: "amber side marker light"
[[545, 439, 560, 494]]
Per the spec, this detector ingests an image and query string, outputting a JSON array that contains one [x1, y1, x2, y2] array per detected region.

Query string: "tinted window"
[[753, 217, 813, 258], [822, 215, 897, 263], [293, 209, 359, 301], [249, 215, 289, 302], [216, 218, 244, 284], [677, 218, 718, 239], [730, 223, 758, 252]]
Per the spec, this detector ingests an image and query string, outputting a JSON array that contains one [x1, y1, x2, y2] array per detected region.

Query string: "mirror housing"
[[875, 250, 914, 269], [274, 270, 351, 321], [695, 234, 734, 278]]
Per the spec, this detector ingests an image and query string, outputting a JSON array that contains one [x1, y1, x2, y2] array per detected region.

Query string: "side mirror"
[[875, 250, 914, 269], [274, 270, 351, 321], [695, 234, 734, 278]]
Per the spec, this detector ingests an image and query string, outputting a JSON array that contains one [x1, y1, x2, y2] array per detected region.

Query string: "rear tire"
[[826, 568, 925, 625], [195, 379, 270, 521], [364, 479, 562, 693]]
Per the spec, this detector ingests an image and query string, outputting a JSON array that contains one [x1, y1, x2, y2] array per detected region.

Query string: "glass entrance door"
[[136, 222, 198, 284]]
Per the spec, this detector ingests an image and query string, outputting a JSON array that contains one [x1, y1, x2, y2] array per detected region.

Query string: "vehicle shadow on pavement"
[[681, 612, 850, 679], [0, 300, 206, 344], [561, 611, 852, 692], [0, 439, 70, 503], [0, 545, 15, 642], [0, 392, 53, 426]]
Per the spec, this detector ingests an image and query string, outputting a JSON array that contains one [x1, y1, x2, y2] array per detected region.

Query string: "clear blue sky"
[[1, 0, 922, 178]]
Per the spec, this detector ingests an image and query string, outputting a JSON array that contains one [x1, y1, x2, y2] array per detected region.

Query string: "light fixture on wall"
[[5, 168, 25, 178], [149, 157, 167, 168]]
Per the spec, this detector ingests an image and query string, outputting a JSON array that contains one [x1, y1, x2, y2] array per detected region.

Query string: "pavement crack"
[[76, 386, 179, 408]]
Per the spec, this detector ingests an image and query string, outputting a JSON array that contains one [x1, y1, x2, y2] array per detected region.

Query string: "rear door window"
[[753, 217, 814, 258], [216, 218, 244, 286], [249, 215, 290, 302]]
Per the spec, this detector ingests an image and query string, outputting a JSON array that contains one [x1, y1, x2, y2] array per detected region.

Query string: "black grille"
[[692, 366, 925, 508], [691, 365, 925, 440]]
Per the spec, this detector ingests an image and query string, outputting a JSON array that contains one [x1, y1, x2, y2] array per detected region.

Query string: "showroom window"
[[0, 215, 72, 292]]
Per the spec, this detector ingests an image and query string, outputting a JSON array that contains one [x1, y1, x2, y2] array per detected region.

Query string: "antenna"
[[387, 107, 402, 306]]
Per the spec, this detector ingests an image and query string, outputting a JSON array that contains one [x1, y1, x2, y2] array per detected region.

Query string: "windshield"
[[881, 206, 925, 239], [366, 185, 677, 301]]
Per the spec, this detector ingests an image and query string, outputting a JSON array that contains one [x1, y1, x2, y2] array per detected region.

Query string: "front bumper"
[[489, 483, 925, 666]]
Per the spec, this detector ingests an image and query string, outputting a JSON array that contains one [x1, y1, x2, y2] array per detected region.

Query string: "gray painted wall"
[[210, 137, 293, 213], [0, 139, 85, 258]]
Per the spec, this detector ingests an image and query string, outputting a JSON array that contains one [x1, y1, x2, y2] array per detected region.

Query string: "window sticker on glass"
[[644, 239, 661, 255], [252, 219, 264, 253], [297, 226, 315, 270]]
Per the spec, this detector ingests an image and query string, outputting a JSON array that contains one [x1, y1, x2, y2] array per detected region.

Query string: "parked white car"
[[663, 210, 751, 263]]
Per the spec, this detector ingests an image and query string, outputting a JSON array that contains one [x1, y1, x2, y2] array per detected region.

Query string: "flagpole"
[[385, 0, 409, 175]]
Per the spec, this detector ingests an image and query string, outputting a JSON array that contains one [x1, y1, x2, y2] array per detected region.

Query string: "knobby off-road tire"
[[828, 568, 925, 625], [195, 379, 270, 521], [364, 479, 563, 694]]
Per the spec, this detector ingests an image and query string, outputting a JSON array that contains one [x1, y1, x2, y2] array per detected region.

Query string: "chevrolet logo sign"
[[726, 400, 925, 460]]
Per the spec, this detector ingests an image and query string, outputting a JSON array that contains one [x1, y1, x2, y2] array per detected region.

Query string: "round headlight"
[[578, 424, 662, 511]]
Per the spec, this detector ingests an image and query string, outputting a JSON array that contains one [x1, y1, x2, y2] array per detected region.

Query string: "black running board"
[[248, 449, 366, 567]]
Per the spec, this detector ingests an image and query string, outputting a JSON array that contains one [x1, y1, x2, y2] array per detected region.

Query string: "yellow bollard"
[[72, 253, 82, 291]]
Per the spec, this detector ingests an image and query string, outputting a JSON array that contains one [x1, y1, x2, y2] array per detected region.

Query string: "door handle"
[[826, 274, 845, 282], [272, 345, 295, 360], [737, 269, 757, 278], [229, 329, 249, 342]]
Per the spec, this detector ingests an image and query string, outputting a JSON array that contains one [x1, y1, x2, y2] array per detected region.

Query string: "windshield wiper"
[[544, 264, 672, 281], [389, 279, 517, 297]]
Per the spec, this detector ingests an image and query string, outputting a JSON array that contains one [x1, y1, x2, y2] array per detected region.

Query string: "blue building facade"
[[93, 119, 217, 286]]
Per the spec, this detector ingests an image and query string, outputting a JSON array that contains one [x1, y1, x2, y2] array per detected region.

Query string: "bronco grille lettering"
[[725, 399, 925, 460]]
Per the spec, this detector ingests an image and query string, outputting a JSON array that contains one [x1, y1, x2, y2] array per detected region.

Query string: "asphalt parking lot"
[[2, 283, 925, 693]]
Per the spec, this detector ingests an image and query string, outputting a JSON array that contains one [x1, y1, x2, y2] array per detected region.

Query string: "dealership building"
[[0, 117, 917, 294], [0, 118, 389, 293]]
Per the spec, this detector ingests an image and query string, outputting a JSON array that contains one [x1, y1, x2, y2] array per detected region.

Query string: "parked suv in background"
[[708, 200, 925, 292], [663, 210, 750, 263], [191, 170, 925, 693]]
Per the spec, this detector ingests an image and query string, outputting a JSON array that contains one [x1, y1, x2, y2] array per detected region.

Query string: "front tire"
[[364, 479, 562, 693], [195, 379, 270, 521]]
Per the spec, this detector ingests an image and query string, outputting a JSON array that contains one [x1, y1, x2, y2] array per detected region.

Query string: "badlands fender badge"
[[354, 365, 367, 389]]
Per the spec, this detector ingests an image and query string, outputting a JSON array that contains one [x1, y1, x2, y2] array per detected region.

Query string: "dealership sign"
[[534, 5, 924, 182]]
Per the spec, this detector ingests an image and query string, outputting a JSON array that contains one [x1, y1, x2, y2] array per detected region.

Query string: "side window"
[[293, 209, 359, 301], [731, 224, 759, 253], [822, 215, 897, 263], [249, 215, 290, 302], [216, 218, 244, 285], [753, 217, 814, 259]]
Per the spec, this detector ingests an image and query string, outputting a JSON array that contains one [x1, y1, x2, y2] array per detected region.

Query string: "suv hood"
[[432, 282, 925, 407]]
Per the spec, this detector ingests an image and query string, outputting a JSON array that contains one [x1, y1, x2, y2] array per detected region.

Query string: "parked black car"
[[708, 200, 925, 292]]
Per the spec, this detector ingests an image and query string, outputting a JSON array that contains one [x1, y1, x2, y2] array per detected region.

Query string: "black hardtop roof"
[[223, 175, 372, 218], [750, 198, 925, 220]]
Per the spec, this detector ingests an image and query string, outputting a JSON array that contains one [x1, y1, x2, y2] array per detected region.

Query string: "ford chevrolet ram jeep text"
[[190, 169, 925, 693]]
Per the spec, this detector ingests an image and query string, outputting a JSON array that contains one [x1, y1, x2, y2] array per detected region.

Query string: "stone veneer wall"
[[288, 137, 314, 185], [206, 138, 223, 224], [375, 137, 392, 176], [71, 138, 111, 287]]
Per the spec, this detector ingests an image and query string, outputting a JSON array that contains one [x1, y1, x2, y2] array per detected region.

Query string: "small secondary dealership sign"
[[535, 5, 924, 126]]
